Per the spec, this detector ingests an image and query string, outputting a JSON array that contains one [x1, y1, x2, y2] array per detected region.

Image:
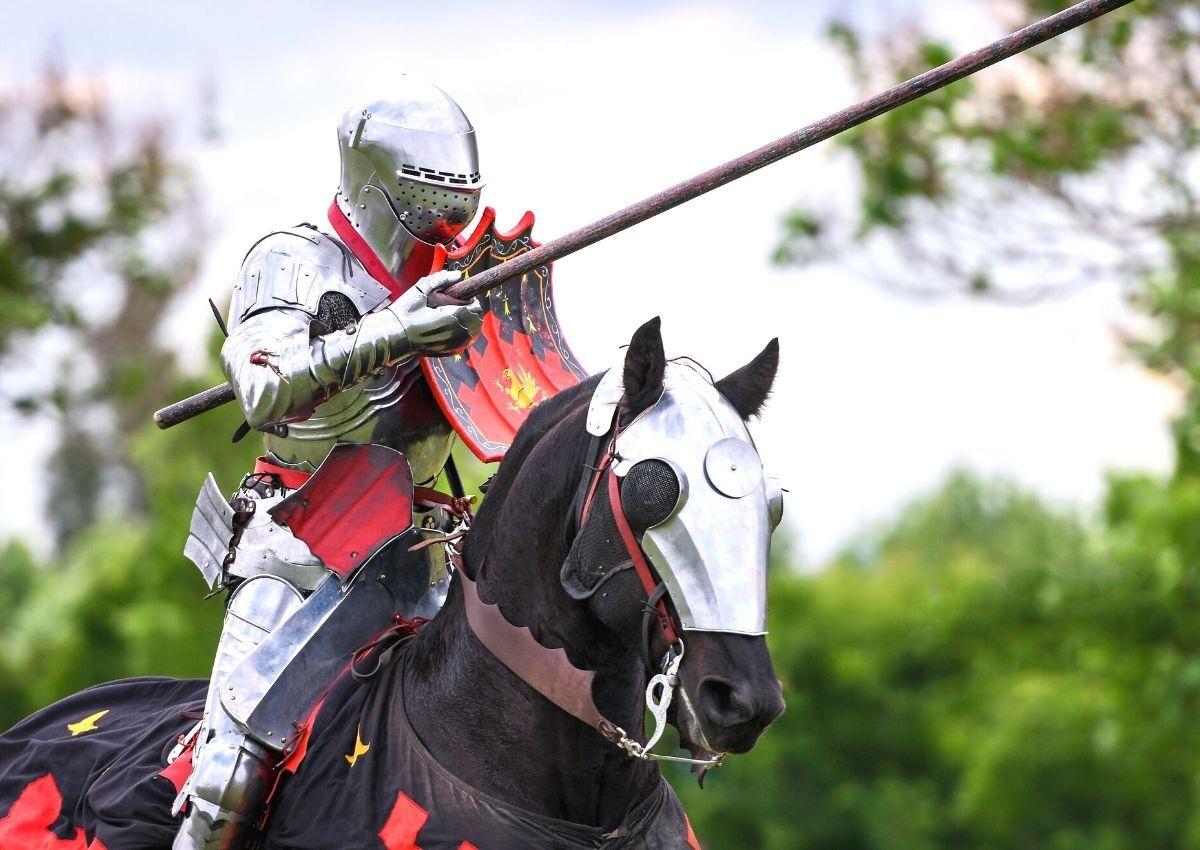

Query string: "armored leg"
[[173, 575, 303, 850]]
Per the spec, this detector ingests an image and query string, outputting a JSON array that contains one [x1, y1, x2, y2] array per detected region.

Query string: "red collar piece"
[[326, 199, 441, 301], [327, 199, 403, 298]]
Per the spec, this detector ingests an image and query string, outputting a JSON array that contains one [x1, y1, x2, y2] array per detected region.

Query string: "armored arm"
[[223, 271, 483, 430]]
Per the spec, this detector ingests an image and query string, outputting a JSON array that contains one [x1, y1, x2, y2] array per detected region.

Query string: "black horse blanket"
[[0, 650, 701, 849]]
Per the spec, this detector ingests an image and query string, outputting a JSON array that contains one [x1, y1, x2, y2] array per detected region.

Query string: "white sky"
[[1, 0, 1176, 564]]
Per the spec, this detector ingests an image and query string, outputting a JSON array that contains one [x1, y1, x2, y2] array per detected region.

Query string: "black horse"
[[0, 318, 784, 849]]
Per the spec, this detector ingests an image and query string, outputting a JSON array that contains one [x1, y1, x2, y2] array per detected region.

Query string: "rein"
[[455, 408, 723, 770]]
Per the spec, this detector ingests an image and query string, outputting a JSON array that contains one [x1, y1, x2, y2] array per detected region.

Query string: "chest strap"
[[460, 568, 721, 767], [460, 569, 619, 739]]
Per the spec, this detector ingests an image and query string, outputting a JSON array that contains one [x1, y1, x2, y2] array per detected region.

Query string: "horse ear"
[[622, 317, 666, 416], [716, 338, 779, 419]]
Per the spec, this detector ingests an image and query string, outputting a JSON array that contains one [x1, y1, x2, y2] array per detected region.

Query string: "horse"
[[0, 317, 785, 849]]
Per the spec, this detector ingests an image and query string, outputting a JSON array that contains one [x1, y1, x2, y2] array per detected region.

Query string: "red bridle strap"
[[606, 470, 680, 646]]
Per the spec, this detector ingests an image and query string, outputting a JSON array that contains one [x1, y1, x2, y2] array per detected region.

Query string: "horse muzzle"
[[676, 631, 785, 755]]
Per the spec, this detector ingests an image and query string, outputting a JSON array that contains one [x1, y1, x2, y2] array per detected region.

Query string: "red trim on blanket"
[[378, 790, 427, 850], [0, 773, 107, 849]]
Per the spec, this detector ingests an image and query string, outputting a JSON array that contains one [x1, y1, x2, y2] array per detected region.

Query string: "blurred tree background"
[[677, 2, 1200, 848], [1, 2, 1198, 848], [0, 63, 255, 719]]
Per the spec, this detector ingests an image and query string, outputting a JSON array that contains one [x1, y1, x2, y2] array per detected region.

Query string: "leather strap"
[[460, 570, 621, 741], [413, 487, 474, 521], [571, 412, 680, 650], [607, 471, 679, 646], [253, 456, 312, 490]]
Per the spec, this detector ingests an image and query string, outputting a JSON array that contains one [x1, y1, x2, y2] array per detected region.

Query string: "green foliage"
[[0, 343, 256, 725], [0, 64, 205, 547], [679, 472, 1200, 850], [731, 5, 1200, 846], [777, 1, 1182, 303], [0, 68, 246, 724]]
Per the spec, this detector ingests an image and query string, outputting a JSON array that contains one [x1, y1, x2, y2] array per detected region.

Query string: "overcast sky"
[[1, 0, 1176, 563]]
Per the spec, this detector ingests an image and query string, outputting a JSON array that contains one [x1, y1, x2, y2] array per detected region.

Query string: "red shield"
[[420, 208, 587, 462], [269, 444, 414, 580]]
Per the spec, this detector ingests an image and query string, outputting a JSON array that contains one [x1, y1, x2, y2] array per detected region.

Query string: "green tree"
[[775, 2, 1180, 308], [0, 65, 253, 724], [678, 472, 1200, 850], [0, 61, 210, 547], [676, 4, 1200, 847]]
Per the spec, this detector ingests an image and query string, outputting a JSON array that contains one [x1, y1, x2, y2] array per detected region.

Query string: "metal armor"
[[335, 77, 483, 282], [222, 228, 480, 479], [174, 81, 484, 850], [582, 361, 785, 635]]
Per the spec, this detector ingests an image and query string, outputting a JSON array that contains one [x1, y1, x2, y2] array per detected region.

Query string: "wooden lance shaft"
[[154, 0, 1132, 430]]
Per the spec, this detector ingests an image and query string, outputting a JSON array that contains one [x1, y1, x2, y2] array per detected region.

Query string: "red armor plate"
[[270, 444, 414, 579], [420, 208, 587, 462]]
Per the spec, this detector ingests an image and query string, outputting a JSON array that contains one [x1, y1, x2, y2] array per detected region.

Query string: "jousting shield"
[[420, 208, 587, 462]]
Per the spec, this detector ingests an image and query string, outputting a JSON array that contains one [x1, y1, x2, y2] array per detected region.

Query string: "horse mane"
[[460, 372, 604, 575]]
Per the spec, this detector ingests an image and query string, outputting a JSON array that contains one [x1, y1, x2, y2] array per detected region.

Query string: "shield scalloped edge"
[[419, 208, 587, 463]]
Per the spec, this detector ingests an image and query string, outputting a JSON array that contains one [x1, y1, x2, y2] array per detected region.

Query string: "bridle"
[[569, 414, 681, 666], [457, 402, 724, 769]]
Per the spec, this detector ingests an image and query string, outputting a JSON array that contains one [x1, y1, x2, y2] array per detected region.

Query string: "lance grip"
[[155, 266, 528, 430]]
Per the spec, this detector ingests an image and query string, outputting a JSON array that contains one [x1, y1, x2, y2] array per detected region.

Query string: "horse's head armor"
[[564, 355, 783, 636]]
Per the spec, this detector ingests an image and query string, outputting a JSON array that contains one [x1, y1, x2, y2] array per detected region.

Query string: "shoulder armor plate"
[[227, 227, 391, 332]]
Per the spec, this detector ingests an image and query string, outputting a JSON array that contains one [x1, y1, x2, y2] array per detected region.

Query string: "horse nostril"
[[697, 676, 755, 727]]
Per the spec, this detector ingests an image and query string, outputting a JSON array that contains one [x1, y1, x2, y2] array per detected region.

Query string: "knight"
[[173, 79, 486, 849]]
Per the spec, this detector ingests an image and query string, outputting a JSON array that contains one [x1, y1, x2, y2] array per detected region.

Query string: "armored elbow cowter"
[[221, 306, 416, 430]]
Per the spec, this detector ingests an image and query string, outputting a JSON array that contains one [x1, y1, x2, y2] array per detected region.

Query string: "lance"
[[154, 0, 1131, 430]]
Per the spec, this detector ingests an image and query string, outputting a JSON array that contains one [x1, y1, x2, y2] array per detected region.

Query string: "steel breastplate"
[[262, 359, 455, 486]]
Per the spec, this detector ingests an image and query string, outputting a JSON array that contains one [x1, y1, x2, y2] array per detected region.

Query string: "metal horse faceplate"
[[588, 361, 779, 635]]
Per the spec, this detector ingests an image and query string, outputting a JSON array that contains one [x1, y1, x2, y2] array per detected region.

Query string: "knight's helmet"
[[335, 78, 483, 279]]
